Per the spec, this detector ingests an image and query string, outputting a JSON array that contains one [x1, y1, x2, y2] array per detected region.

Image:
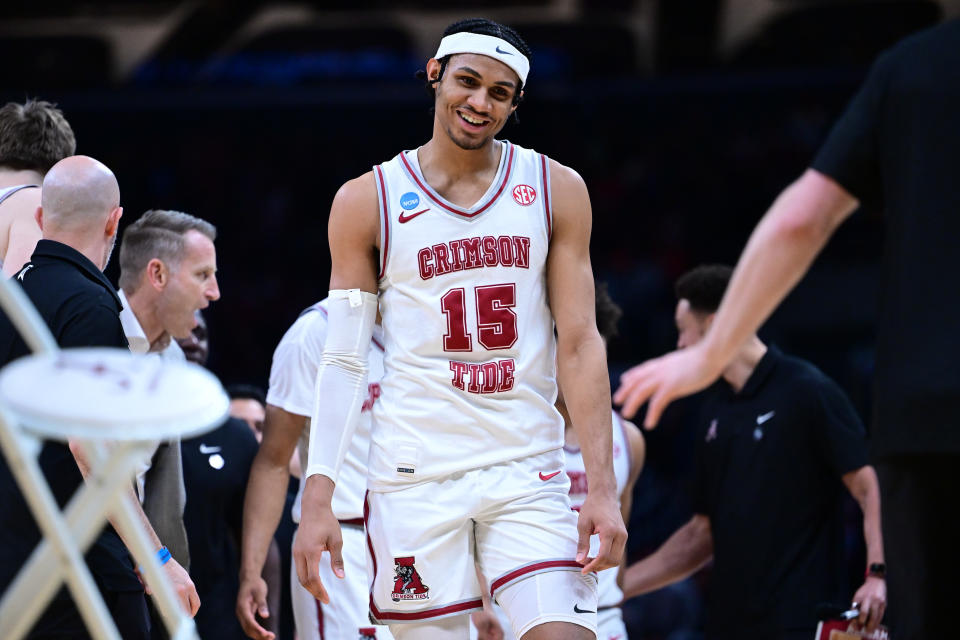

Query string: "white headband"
[[434, 32, 530, 86]]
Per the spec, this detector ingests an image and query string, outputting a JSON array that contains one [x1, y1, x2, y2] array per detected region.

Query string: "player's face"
[[230, 398, 265, 441], [431, 53, 521, 150], [157, 230, 220, 340], [675, 299, 710, 350]]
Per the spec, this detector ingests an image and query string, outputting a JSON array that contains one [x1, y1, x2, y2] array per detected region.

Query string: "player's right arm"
[[620, 514, 713, 599], [1, 187, 42, 277], [237, 404, 305, 640], [294, 172, 380, 603]]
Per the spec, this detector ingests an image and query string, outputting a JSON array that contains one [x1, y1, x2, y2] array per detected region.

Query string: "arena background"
[[3, 1, 954, 637]]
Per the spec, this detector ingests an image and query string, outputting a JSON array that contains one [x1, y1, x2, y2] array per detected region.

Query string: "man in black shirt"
[[620, 266, 886, 639], [614, 20, 960, 639], [0, 155, 190, 638], [181, 416, 260, 640]]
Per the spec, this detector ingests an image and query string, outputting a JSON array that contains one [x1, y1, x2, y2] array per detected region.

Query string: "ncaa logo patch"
[[512, 184, 537, 206], [391, 556, 430, 602], [400, 192, 420, 210]]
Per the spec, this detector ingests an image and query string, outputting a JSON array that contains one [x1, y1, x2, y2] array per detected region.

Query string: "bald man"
[[0, 155, 198, 639]]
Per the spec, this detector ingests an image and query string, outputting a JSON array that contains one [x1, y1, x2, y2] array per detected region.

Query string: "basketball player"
[[0, 99, 76, 276], [295, 18, 627, 640], [472, 285, 645, 640], [237, 300, 394, 640]]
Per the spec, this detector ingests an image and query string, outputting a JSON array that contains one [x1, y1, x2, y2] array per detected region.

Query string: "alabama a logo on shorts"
[[391, 556, 430, 602]]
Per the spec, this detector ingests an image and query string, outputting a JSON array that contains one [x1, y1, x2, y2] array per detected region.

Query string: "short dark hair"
[[226, 384, 266, 407], [0, 99, 76, 174], [118, 209, 217, 292], [418, 18, 532, 108], [595, 282, 623, 343], [675, 264, 733, 314]]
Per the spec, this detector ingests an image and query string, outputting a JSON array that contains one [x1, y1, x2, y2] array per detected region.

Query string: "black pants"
[[27, 586, 151, 639], [877, 454, 960, 639]]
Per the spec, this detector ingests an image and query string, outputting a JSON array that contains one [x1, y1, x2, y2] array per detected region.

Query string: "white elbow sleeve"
[[305, 289, 378, 483]]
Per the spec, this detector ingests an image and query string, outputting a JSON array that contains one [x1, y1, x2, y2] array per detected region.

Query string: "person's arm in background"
[[614, 49, 891, 427], [237, 405, 305, 640], [620, 514, 713, 599], [616, 417, 645, 590], [69, 442, 200, 616], [62, 297, 199, 616], [842, 465, 886, 632], [546, 159, 627, 573], [1, 187, 42, 277], [614, 170, 858, 425]]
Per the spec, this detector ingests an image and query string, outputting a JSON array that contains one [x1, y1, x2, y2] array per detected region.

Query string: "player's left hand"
[[613, 344, 724, 428], [852, 576, 886, 633], [576, 491, 627, 574]]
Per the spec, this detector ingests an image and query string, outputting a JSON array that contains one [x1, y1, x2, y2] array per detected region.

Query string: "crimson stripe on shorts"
[[398, 144, 514, 219], [315, 599, 325, 640], [375, 164, 389, 280], [371, 336, 385, 352], [364, 492, 378, 617], [489, 560, 583, 596], [540, 154, 552, 238], [369, 597, 484, 622], [339, 517, 365, 527]]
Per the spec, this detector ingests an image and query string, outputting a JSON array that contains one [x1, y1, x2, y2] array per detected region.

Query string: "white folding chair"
[[0, 277, 227, 640]]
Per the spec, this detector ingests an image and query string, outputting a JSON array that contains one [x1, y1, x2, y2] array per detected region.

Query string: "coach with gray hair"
[[117, 209, 220, 628]]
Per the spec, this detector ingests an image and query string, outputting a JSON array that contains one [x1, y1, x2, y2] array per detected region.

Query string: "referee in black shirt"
[[621, 266, 885, 639], [0, 155, 151, 638], [614, 19, 960, 640]]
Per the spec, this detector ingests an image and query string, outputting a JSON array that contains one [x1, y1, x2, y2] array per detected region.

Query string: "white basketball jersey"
[[564, 410, 633, 608], [267, 300, 385, 521], [369, 141, 561, 490]]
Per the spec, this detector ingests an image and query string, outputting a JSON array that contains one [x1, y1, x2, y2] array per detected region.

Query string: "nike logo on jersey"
[[573, 604, 595, 614], [539, 470, 562, 481], [756, 411, 775, 425], [398, 208, 429, 223], [199, 444, 221, 454]]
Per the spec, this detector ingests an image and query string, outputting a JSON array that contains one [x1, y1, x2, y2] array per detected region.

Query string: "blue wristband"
[[156, 546, 172, 566]]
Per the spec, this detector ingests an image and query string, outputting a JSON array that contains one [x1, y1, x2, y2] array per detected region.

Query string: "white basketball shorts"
[[364, 449, 597, 633]]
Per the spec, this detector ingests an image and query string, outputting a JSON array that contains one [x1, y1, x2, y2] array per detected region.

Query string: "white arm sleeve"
[[304, 289, 378, 482]]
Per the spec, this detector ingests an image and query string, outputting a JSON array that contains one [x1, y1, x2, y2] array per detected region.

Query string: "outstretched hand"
[[292, 504, 344, 604], [613, 345, 724, 428]]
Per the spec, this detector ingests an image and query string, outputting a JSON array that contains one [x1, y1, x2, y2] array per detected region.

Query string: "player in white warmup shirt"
[[237, 300, 394, 640], [0, 99, 76, 276], [295, 17, 627, 640], [472, 285, 645, 640]]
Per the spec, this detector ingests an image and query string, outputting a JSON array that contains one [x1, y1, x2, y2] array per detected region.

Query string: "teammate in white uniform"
[[0, 99, 76, 276], [295, 18, 627, 640], [237, 300, 394, 640], [472, 285, 645, 640]]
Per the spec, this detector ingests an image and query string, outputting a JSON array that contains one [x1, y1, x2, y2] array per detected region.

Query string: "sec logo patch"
[[512, 184, 537, 206]]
